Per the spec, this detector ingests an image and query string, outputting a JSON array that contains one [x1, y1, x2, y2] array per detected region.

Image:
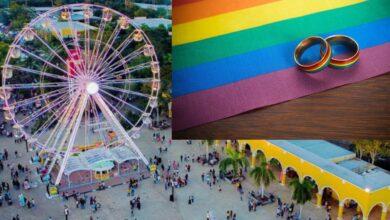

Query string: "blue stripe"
[[173, 18, 390, 97]]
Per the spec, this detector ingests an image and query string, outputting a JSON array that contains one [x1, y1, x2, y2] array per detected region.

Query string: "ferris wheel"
[[0, 4, 160, 185]]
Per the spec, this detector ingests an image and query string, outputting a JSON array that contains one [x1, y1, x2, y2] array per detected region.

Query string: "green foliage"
[[54, 0, 63, 6], [289, 178, 314, 205], [249, 155, 275, 197], [30, 115, 50, 134], [289, 177, 314, 218], [8, 3, 34, 30], [0, 8, 10, 25], [380, 141, 390, 157], [206, 140, 215, 147], [269, 158, 281, 169], [0, 41, 8, 64], [219, 147, 249, 177], [139, 25, 171, 114], [353, 140, 389, 164], [134, 8, 148, 17]]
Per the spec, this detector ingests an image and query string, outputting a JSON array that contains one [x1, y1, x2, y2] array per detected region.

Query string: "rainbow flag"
[[172, 0, 390, 131]]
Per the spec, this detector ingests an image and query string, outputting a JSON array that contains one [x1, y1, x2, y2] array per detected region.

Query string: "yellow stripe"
[[172, 0, 364, 46]]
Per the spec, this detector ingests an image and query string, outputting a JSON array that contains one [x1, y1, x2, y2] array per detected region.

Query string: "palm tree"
[[219, 147, 249, 177], [249, 154, 275, 198], [289, 177, 314, 219]]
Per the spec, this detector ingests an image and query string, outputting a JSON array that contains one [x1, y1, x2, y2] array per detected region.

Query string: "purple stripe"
[[173, 43, 390, 131]]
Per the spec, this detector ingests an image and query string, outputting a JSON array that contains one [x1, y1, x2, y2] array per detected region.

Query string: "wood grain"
[[173, 73, 390, 139]]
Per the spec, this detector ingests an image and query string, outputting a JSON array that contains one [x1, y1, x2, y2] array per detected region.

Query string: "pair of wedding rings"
[[294, 35, 359, 73]]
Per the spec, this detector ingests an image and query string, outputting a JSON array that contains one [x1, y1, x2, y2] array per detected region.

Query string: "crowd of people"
[[0, 146, 40, 220], [1, 133, 343, 220], [0, 148, 36, 200], [60, 191, 102, 220], [160, 160, 189, 189], [129, 196, 141, 216], [226, 210, 237, 220], [276, 197, 300, 220], [0, 122, 14, 137], [201, 168, 220, 190], [17, 193, 35, 208]]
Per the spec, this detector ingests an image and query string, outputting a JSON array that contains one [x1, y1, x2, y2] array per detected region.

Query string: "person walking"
[[4, 149, 8, 160], [64, 206, 69, 220]]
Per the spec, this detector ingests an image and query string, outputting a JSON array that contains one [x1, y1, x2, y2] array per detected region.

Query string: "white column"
[[337, 201, 344, 220], [251, 151, 257, 168]]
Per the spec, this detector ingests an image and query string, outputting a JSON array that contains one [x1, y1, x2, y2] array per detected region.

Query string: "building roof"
[[32, 6, 85, 13], [110, 146, 138, 164], [134, 3, 172, 10], [40, 21, 97, 32], [132, 17, 171, 28], [285, 140, 355, 162], [268, 140, 390, 191]]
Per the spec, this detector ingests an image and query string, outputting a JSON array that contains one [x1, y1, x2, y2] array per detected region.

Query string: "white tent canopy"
[[63, 146, 139, 175]]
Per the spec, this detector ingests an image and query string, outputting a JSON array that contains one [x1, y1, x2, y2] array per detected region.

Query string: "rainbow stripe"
[[325, 35, 360, 69], [173, 0, 390, 131]]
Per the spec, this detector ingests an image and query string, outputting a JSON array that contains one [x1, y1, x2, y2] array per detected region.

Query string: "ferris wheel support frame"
[[54, 92, 89, 185], [45, 89, 81, 169], [92, 93, 149, 165], [1, 4, 160, 186]]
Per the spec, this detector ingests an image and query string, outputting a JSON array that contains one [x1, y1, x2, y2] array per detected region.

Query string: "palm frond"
[[289, 178, 313, 205], [250, 162, 275, 188], [219, 157, 234, 173]]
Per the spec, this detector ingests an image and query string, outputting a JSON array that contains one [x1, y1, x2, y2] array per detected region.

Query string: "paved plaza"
[[0, 128, 328, 220]]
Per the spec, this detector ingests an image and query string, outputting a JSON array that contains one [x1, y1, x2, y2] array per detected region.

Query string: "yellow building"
[[230, 140, 390, 220]]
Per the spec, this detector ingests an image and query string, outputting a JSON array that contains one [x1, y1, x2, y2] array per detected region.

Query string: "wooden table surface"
[[173, 73, 390, 139]]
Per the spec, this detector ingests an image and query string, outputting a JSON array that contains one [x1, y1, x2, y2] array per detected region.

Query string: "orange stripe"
[[173, 0, 205, 7], [173, 0, 280, 24]]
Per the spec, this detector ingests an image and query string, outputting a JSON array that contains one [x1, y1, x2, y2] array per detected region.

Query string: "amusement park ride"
[[0, 4, 160, 193]]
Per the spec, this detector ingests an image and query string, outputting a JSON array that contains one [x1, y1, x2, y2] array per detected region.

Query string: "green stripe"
[[173, 0, 390, 71]]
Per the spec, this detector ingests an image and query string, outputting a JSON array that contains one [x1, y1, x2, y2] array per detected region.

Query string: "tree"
[[8, 3, 33, 30], [0, 9, 10, 25], [380, 141, 390, 157], [353, 140, 386, 164], [289, 177, 314, 219], [134, 9, 148, 17], [249, 154, 275, 198], [353, 140, 369, 159], [54, 0, 63, 6], [366, 140, 382, 164], [219, 147, 249, 177], [0, 41, 9, 64]]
